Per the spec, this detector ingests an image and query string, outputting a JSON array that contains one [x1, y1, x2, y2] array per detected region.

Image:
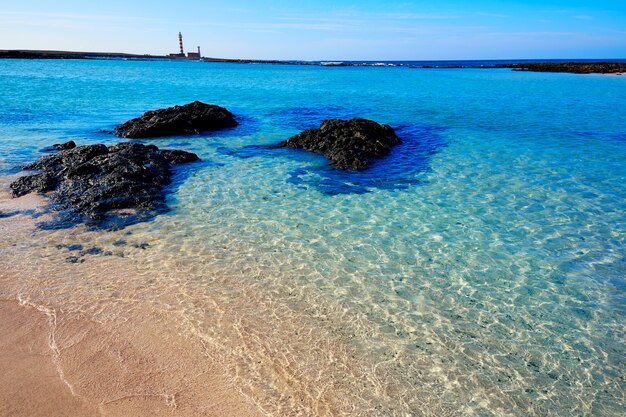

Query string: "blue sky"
[[1, 0, 625, 60]]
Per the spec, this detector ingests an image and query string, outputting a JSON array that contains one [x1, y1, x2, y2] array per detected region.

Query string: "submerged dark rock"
[[10, 142, 199, 226], [42, 140, 76, 152], [114, 101, 237, 138], [279, 118, 401, 170]]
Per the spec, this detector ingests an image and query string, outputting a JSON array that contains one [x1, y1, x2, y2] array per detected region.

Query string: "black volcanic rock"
[[279, 118, 401, 170], [504, 62, 626, 74], [10, 142, 199, 225], [160, 149, 202, 164], [114, 101, 237, 138], [10, 172, 56, 197], [42, 140, 76, 152]]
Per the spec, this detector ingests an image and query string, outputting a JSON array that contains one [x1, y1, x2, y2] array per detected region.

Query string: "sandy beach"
[[0, 183, 416, 417], [0, 299, 261, 417], [0, 186, 263, 417]]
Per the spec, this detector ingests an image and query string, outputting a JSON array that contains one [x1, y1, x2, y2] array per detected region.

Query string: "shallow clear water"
[[1, 59, 625, 415]]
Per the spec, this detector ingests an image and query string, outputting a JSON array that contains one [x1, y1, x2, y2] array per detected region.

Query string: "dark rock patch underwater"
[[286, 123, 447, 194], [219, 121, 446, 195], [10, 141, 199, 229]]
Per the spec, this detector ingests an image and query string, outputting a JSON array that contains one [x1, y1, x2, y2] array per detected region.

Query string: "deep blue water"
[[0, 59, 625, 416]]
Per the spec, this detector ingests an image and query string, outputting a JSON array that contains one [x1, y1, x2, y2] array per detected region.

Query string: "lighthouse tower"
[[169, 32, 201, 58]]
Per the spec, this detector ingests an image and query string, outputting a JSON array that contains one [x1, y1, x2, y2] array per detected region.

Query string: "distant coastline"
[[1, 49, 624, 73], [0, 49, 167, 60]]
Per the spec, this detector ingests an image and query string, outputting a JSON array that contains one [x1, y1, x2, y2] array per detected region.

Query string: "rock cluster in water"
[[279, 118, 401, 170], [42, 140, 77, 151], [114, 101, 237, 138], [10, 141, 199, 224]]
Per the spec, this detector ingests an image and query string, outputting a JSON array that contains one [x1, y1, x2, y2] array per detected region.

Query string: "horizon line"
[[1, 49, 625, 62]]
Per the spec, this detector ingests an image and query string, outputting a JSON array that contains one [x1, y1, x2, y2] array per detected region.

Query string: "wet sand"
[[0, 300, 98, 417], [0, 174, 455, 417], [0, 299, 262, 417], [0, 186, 262, 417], [0, 181, 417, 417]]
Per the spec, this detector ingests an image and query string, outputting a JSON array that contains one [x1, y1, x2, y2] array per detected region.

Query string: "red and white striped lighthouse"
[[178, 32, 184, 55]]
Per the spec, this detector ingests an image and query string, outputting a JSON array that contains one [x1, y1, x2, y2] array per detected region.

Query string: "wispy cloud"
[[277, 16, 365, 24], [238, 10, 464, 33], [244, 22, 352, 31], [476, 12, 510, 18], [386, 25, 487, 35], [246, 29, 278, 34], [374, 12, 460, 20], [0, 10, 159, 23]]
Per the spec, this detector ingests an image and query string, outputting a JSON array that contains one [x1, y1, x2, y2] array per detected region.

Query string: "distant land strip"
[[1, 50, 624, 74], [0, 49, 167, 60], [502, 62, 626, 74]]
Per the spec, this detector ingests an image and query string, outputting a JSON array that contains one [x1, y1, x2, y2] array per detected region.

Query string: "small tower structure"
[[187, 46, 201, 59], [178, 32, 184, 55]]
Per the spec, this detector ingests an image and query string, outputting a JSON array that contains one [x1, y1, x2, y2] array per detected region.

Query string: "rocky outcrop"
[[279, 118, 401, 170], [42, 140, 76, 152], [10, 172, 56, 196], [504, 62, 626, 74], [114, 101, 237, 138], [10, 141, 199, 225]]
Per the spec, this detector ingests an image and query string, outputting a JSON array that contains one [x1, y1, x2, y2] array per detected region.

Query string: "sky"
[[1, 0, 625, 60]]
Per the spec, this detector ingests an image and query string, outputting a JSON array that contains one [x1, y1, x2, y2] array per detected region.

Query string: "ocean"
[[0, 59, 624, 416]]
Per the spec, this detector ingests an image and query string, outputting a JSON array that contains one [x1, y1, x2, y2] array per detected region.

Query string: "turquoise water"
[[1, 59, 625, 415]]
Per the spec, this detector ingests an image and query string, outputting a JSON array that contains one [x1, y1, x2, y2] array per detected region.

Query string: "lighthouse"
[[169, 32, 201, 59]]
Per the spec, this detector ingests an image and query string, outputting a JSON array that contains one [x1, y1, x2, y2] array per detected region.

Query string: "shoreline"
[[0, 186, 263, 417], [2, 168, 493, 416], [0, 183, 429, 416], [0, 298, 263, 417], [0, 299, 98, 417]]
